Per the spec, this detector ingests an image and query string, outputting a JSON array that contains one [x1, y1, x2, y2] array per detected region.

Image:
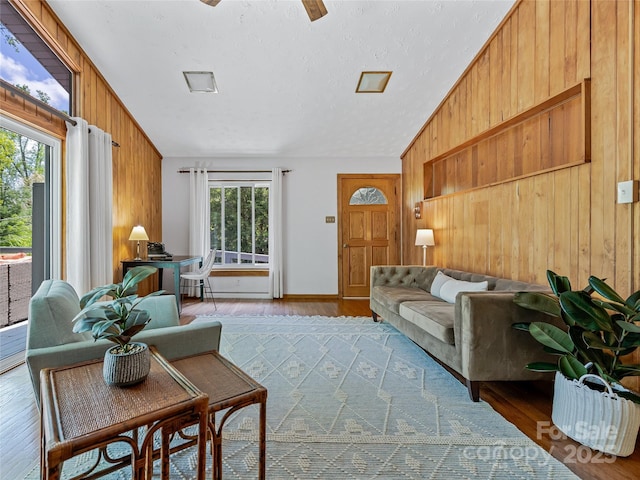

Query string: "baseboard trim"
[[282, 294, 339, 300]]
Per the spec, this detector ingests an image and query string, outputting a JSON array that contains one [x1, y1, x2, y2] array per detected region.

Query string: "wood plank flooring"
[[1, 297, 638, 479]]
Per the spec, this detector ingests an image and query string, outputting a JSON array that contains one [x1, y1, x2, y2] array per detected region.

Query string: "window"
[[210, 182, 269, 267], [349, 187, 388, 205], [0, 0, 72, 113]]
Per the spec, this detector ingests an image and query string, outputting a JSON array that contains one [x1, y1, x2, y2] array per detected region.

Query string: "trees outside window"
[[210, 183, 269, 266], [0, 125, 46, 247]]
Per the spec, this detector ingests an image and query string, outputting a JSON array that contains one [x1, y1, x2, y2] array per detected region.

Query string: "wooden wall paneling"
[[516, 0, 535, 112], [532, 174, 550, 283], [471, 189, 489, 273], [489, 32, 502, 126], [633, 0, 640, 394], [501, 19, 512, 122], [592, 0, 618, 284], [615, 0, 633, 297], [546, 169, 578, 278], [476, 49, 491, 134], [548, 0, 566, 95], [563, 0, 578, 89], [510, 10, 520, 117], [534, 0, 550, 103]]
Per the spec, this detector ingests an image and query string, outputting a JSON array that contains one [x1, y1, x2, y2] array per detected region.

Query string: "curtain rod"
[[178, 169, 291, 174], [1, 79, 120, 147]]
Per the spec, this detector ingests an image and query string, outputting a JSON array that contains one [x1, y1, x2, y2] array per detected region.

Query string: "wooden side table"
[[40, 347, 209, 480], [171, 350, 267, 480]]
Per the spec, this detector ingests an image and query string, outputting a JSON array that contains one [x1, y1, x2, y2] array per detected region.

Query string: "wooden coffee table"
[[39, 347, 209, 480], [171, 350, 267, 480]]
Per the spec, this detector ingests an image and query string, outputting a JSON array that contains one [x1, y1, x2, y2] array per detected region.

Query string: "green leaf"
[[79, 285, 117, 308], [513, 292, 561, 317], [121, 266, 157, 294], [529, 322, 575, 353], [620, 332, 640, 348], [525, 362, 559, 372], [582, 331, 625, 351], [589, 276, 625, 304], [558, 355, 588, 379], [592, 298, 636, 317], [546, 270, 572, 295], [512, 322, 531, 332], [559, 291, 613, 332], [626, 291, 640, 310]]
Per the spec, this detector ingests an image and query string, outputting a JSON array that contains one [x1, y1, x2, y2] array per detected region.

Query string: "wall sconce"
[[129, 225, 149, 261], [415, 228, 435, 266], [414, 202, 422, 219]]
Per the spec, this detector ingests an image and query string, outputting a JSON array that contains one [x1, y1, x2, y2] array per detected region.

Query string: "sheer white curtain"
[[269, 167, 284, 298], [188, 168, 211, 296], [65, 119, 113, 295]]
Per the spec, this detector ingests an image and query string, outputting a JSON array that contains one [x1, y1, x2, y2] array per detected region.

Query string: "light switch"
[[617, 180, 638, 204], [325, 216, 336, 223]]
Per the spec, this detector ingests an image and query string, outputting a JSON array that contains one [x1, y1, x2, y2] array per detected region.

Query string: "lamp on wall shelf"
[[129, 225, 149, 261], [415, 229, 435, 266]]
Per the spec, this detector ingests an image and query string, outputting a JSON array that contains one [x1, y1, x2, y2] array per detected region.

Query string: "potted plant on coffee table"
[[513, 270, 640, 456], [72, 266, 164, 387]]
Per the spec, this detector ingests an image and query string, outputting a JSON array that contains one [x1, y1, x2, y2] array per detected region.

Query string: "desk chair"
[[180, 249, 217, 309]]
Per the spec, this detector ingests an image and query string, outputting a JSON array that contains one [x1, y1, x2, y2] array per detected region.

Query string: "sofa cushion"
[[430, 271, 455, 297], [399, 301, 455, 345], [438, 279, 488, 303], [371, 285, 436, 314]]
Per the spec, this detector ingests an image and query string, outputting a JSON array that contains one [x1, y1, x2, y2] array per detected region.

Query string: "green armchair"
[[26, 279, 222, 407]]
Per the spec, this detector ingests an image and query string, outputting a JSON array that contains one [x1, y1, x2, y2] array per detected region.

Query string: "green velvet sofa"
[[370, 265, 561, 401], [26, 279, 222, 407]]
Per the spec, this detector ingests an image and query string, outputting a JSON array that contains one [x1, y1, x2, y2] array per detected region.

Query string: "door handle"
[[343, 244, 349, 248]]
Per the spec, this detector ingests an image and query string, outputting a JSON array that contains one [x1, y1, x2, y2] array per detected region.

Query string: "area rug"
[[29, 315, 579, 479]]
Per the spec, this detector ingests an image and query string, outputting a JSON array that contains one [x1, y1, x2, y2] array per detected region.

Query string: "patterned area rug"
[[30, 315, 579, 479]]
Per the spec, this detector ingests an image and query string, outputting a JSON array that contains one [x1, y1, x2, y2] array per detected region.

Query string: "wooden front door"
[[338, 174, 400, 298]]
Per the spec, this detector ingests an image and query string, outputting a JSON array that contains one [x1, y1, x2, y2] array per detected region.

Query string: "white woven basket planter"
[[552, 372, 640, 457]]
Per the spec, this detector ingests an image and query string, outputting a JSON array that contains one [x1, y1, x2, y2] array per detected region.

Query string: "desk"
[[40, 348, 209, 480], [172, 350, 267, 480], [122, 255, 202, 313]]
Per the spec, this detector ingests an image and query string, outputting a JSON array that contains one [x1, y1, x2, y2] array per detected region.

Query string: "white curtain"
[[269, 167, 284, 298], [188, 168, 210, 296], [65, 119, 113, 295]]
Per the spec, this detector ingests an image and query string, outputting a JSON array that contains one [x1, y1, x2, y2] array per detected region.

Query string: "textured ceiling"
[[47, 0, 515, 159]]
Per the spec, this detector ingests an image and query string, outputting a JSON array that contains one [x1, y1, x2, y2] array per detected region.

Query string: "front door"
[[338, 174, 400, 298]]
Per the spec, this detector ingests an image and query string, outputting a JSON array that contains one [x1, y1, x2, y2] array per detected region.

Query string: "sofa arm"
[[455, 292, 560, 381], [27, 320, 222, 408], [370, 265, 437, 289]]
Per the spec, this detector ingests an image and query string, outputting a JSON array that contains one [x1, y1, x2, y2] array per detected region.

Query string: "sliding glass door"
[[0, 116, 61, 314]]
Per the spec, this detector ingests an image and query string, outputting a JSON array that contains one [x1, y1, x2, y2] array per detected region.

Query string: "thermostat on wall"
[[617, 180, 638, 204]]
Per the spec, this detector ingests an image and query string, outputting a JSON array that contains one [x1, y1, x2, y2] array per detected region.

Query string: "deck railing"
[[0, 249, 32, 328]]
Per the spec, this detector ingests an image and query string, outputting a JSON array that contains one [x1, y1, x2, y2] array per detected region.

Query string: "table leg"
[[259, 400, 266, 480], [199, 259, 204, 302], [173, 265, 181, 313]]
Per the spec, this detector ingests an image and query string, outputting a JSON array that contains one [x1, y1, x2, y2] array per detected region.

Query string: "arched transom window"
[[349, 187, 388, 205]]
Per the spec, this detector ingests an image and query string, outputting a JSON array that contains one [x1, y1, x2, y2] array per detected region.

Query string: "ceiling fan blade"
[[301, 0, 328, 22], [200, 0, 222, 6]]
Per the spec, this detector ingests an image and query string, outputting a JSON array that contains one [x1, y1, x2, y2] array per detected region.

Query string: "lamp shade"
[[129, 225, 149, 241], [415, 229, 435, 247]]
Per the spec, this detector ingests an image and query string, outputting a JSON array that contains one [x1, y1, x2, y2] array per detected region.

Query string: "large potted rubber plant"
[[72, 266, 163, 387], [513, 270, 640, 456]]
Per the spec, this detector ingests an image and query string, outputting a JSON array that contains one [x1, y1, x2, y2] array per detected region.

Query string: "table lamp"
[[415, 229, 435, 266], [129, 225, 149, 260]]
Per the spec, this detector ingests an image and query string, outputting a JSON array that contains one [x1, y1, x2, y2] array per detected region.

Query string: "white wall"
[[162, 156, 400, 296]]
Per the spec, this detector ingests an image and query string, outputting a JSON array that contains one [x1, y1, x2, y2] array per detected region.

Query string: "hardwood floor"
[[1, 297, 638, 479]]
